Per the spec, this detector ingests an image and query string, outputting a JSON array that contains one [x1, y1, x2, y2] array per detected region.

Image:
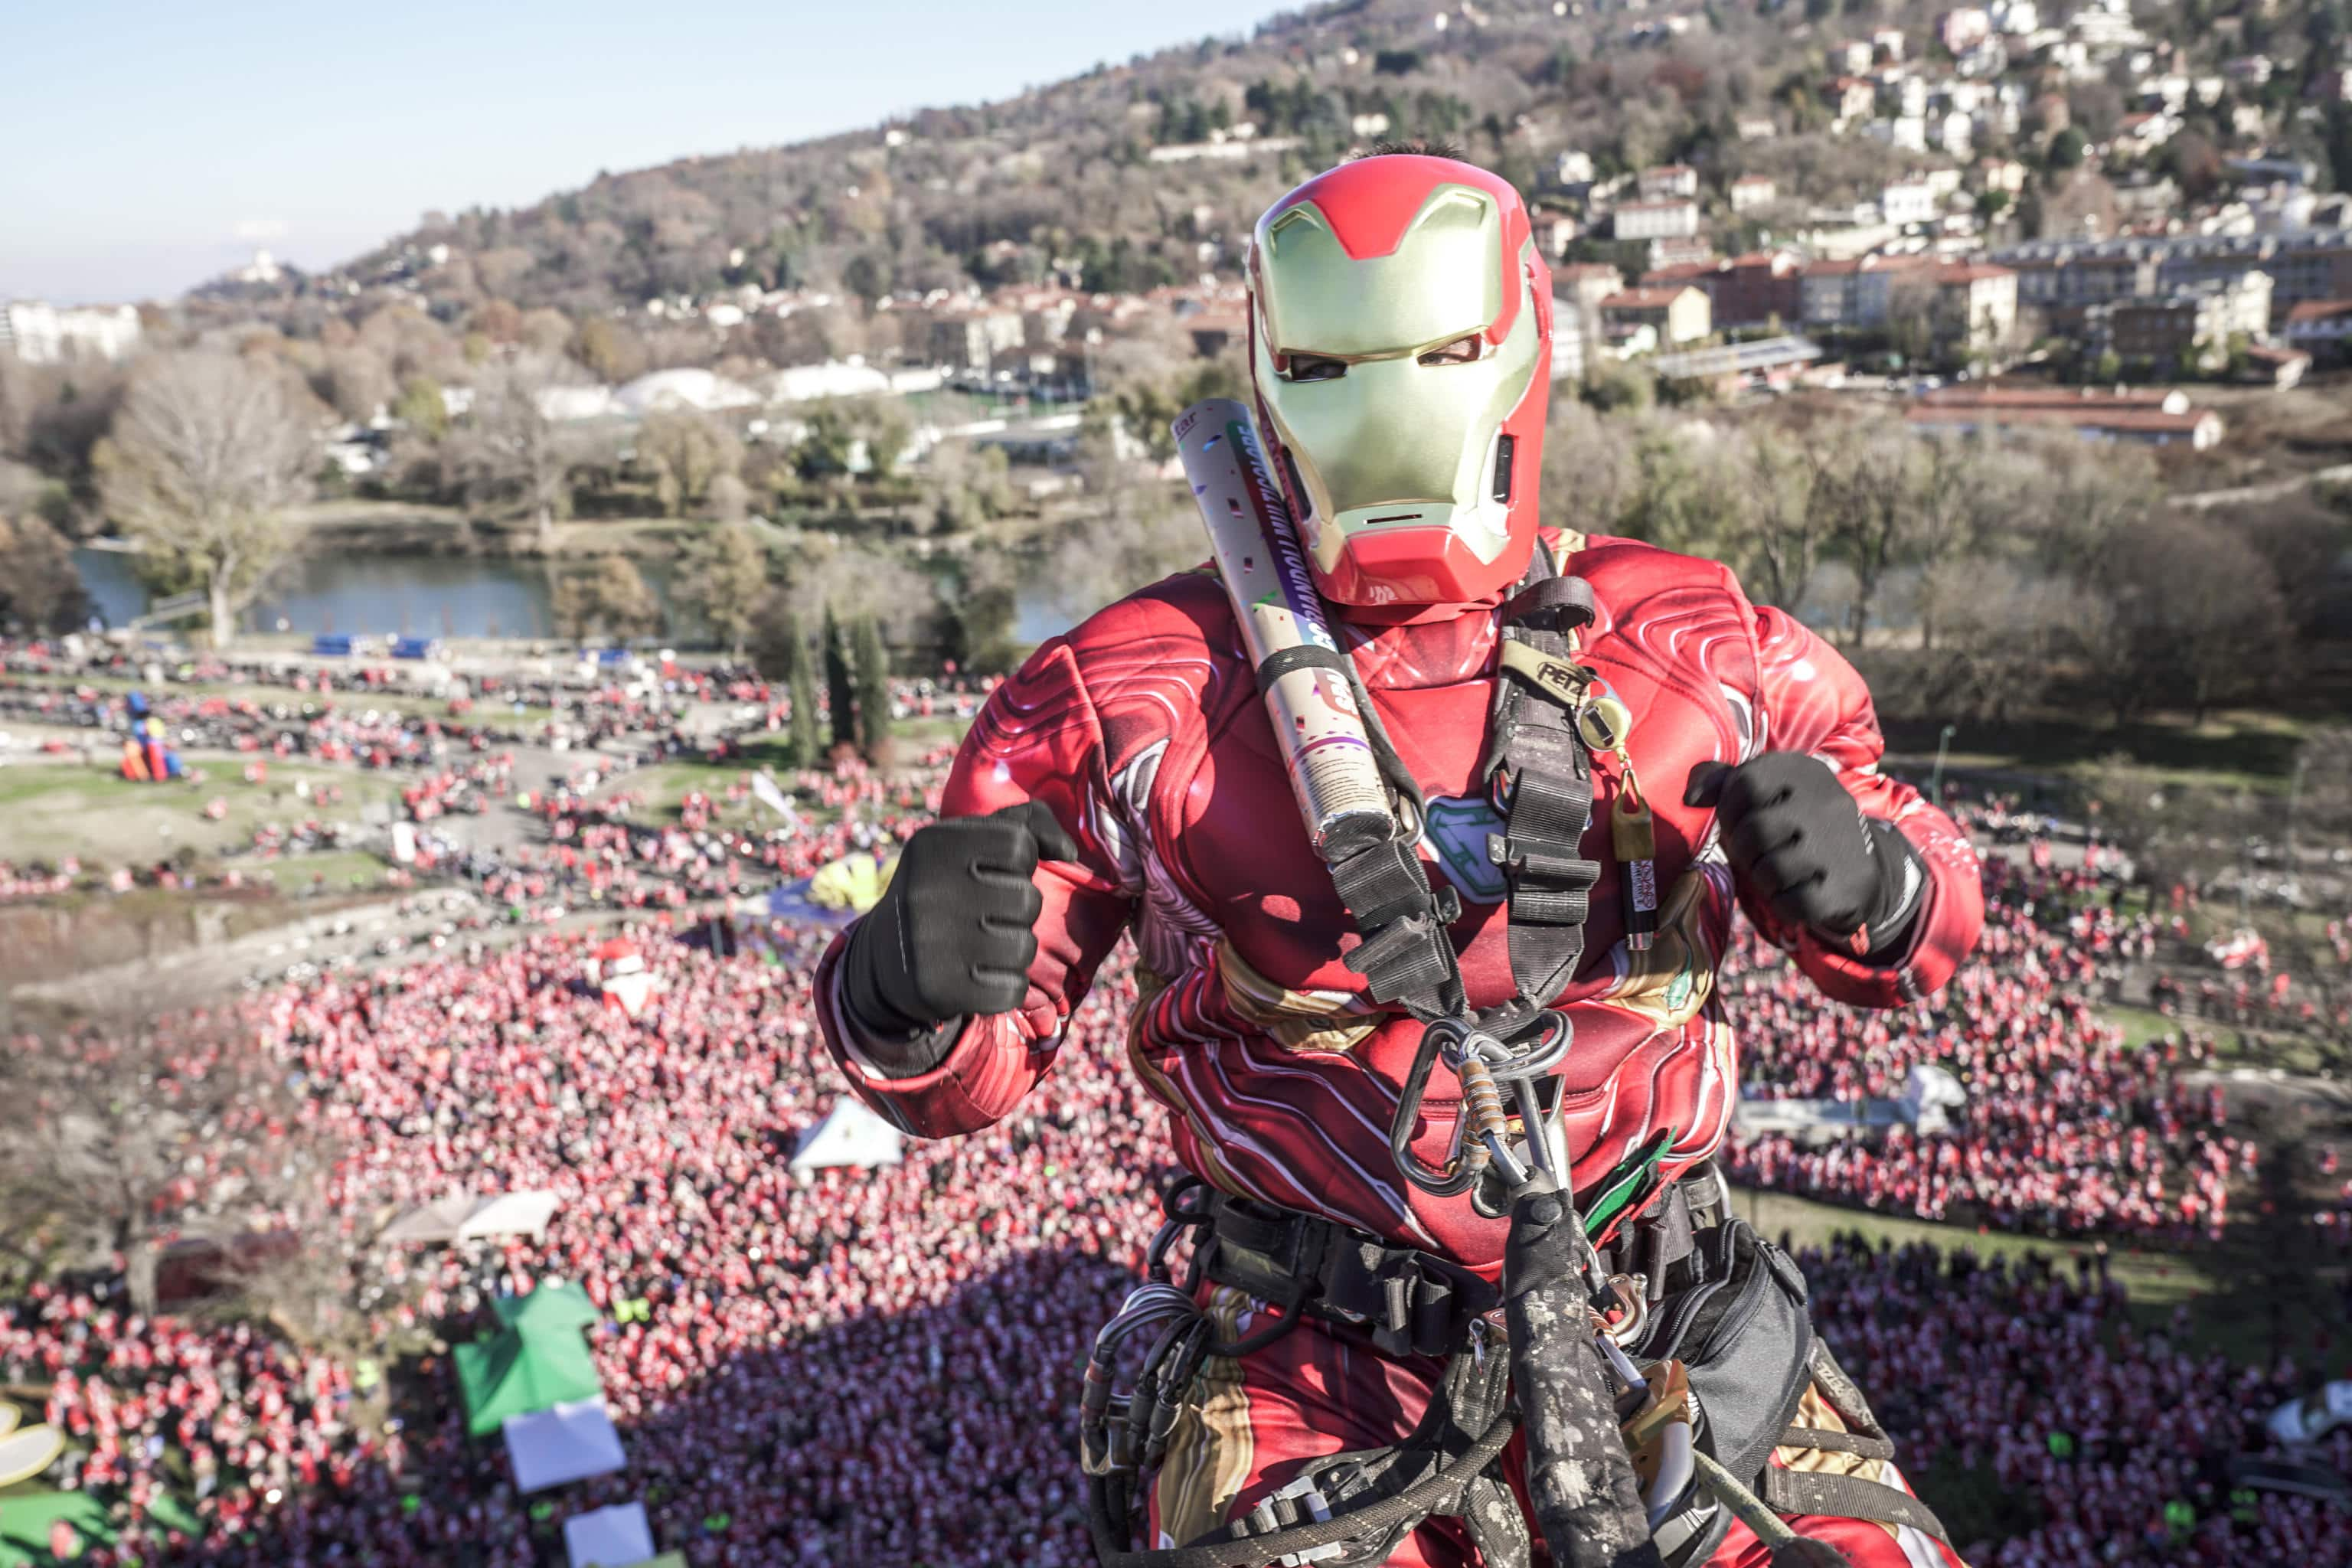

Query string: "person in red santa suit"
[[815, 144, 1983, 1568]]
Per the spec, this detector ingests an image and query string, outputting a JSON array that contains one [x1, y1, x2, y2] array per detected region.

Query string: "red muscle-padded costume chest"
[[816, 533, 1982, 1279]]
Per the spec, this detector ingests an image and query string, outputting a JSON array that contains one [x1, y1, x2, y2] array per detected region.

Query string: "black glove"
[[840, 801, 1080, 1076], [1684, 752, 1923, 960]]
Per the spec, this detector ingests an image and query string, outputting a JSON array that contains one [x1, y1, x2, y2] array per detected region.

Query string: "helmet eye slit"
[[1416, 333, 1485, 367], [1282, 353, 1349, 383]]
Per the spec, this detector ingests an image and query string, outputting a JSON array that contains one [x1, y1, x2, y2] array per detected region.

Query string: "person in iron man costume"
[[814, 148, 1984, 1567]]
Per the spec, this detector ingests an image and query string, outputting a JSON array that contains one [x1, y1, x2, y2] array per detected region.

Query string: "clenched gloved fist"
[[841, 801, 1080, 1075], [1684, 753, 1922, 959]]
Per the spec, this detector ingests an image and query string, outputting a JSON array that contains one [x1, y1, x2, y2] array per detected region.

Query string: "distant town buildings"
[[1990, 230, 2352, 327], [1637, 165, 1700, 201], [1644, 251, 1803, 329], [0, 301, 142, 364], [2283, 299, 2352, 353], [2084, 272, 2274, 371], [1614, 198, 1701, 241]]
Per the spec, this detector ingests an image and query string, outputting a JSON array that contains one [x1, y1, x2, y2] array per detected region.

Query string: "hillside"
[[189, 0, 1996, 319]]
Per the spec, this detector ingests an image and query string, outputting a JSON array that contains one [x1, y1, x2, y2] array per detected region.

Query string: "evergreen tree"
[[852, 615, 893, 760], [776, 609, 821, 769], [822, 606, 857, 751]]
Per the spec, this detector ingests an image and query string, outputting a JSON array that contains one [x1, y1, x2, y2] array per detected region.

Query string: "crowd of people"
[[1723, 858, 2249, 1239], [0, 861, 2339, 1566], [2, 680, 2347, 1564], [1804, 1236, 2352, 1568]]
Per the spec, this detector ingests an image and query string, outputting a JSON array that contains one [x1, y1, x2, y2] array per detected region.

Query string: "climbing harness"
[[1084, 498, 1948, 1564]]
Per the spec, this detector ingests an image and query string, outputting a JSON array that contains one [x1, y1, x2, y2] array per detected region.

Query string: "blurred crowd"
[[0, 753, 2344, 1563], [1724, 858, 2246, 1239]]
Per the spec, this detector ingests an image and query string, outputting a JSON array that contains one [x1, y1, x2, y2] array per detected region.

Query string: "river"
[[73, 548, 1078, 645]]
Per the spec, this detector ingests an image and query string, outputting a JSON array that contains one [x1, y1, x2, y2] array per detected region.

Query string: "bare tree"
[[2084, 513, 2286, 722], [94, 351, 313, 647], [1905, 432, 2003, 653], [1726, 428, 1821, 610], [1809, 423, 1915, 649], [456, 352, 590, 552], [676, 520, 769, 657], [0, 511, 88, 632], [780, 538, 941, 645], [551, 554, 663, 641], [0, 999, 305, 1313], [637, 409, 744, 519]]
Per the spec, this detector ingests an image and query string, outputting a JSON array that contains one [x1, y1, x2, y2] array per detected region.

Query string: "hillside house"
[[1730, 175, 1777, 213], [1615, 198, 1701, 241], [1638, 165, 1700, 201], [1600, 286, 1713, 349]]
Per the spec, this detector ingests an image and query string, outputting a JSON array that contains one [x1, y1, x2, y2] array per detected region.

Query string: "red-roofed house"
[[1829, 77, 1879, 122], [2239, 343, 2309, 388], [1801, 256, 2015, 357], [1638, 165, 1700, 200], [1647, 251, 1803, 329], [1906, 399, 2223, 448], [1713, 250, 1805, 328], [1932, 261, 2020, 356]]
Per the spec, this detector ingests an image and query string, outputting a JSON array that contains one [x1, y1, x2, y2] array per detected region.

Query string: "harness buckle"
[[1250, 1474, 1344, 1566]]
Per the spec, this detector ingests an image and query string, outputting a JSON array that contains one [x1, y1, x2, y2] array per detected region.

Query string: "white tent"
[[565, 1501, 655, 1568], [383, 1190, 562, 1245], [788, 1099, 904, 1182], [504, 1397, 626, 1493], [1735, 1065, 1970, 1142], [1899, 1063, 1968, 1136]]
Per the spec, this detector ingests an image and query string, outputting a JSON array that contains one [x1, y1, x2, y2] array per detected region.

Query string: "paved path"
[[2176, 461, 2352, 511]]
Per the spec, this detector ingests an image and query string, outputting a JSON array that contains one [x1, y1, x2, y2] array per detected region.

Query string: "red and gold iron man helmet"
[[1249, 150, 1553, 612]]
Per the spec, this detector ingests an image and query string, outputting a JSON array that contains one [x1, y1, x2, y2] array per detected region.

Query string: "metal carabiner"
[[1390, 1010, 1575, 1200], [1390, 1016, 1485, 1197]]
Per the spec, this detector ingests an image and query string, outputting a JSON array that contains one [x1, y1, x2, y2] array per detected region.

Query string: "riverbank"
[[282, 500, 705, 560]]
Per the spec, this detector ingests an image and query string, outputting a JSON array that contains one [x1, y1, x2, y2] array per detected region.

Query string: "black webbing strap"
[[1333, 851, 1464, 1017], [1253, 642, 1352, 695], [1480, 546, 1603, 1012], [1756, 1338, 1949, 1545], [1756, 1467, 1953, 1547], [1196, 1189, 1501, 1359]]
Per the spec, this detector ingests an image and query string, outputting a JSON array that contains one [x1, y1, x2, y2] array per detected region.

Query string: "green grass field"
[[0, 759, 402, 869], [1741, 1184, 2350, 1548], [1883, 708, 2315, 795], [51, 673, 559, 731], [2104, 1004, 2180, 1051]]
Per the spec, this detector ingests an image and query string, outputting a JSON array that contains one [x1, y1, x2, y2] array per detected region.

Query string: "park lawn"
[[47, 673, 559, 731], [892, 713, 972, 756], [1736, 1186, 2344, 1367], [596, 760, 777, 825], [229, 850, 392, 896], [1742, 1184, 2348, 1547], [0, 759, 403, 868], [2103, 1004, 2181, 1051], [1883, 708, 2314, 795]]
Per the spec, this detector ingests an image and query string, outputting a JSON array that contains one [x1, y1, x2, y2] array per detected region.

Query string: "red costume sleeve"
[[814, 636, 1139, 1138], [1743, 600, 1984, 1008]]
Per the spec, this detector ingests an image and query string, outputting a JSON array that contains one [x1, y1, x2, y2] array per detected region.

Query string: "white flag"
[[752, 771, 800, 829]]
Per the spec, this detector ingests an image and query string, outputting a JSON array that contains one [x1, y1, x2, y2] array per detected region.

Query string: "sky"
[[0, 0, 1285, 305]]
